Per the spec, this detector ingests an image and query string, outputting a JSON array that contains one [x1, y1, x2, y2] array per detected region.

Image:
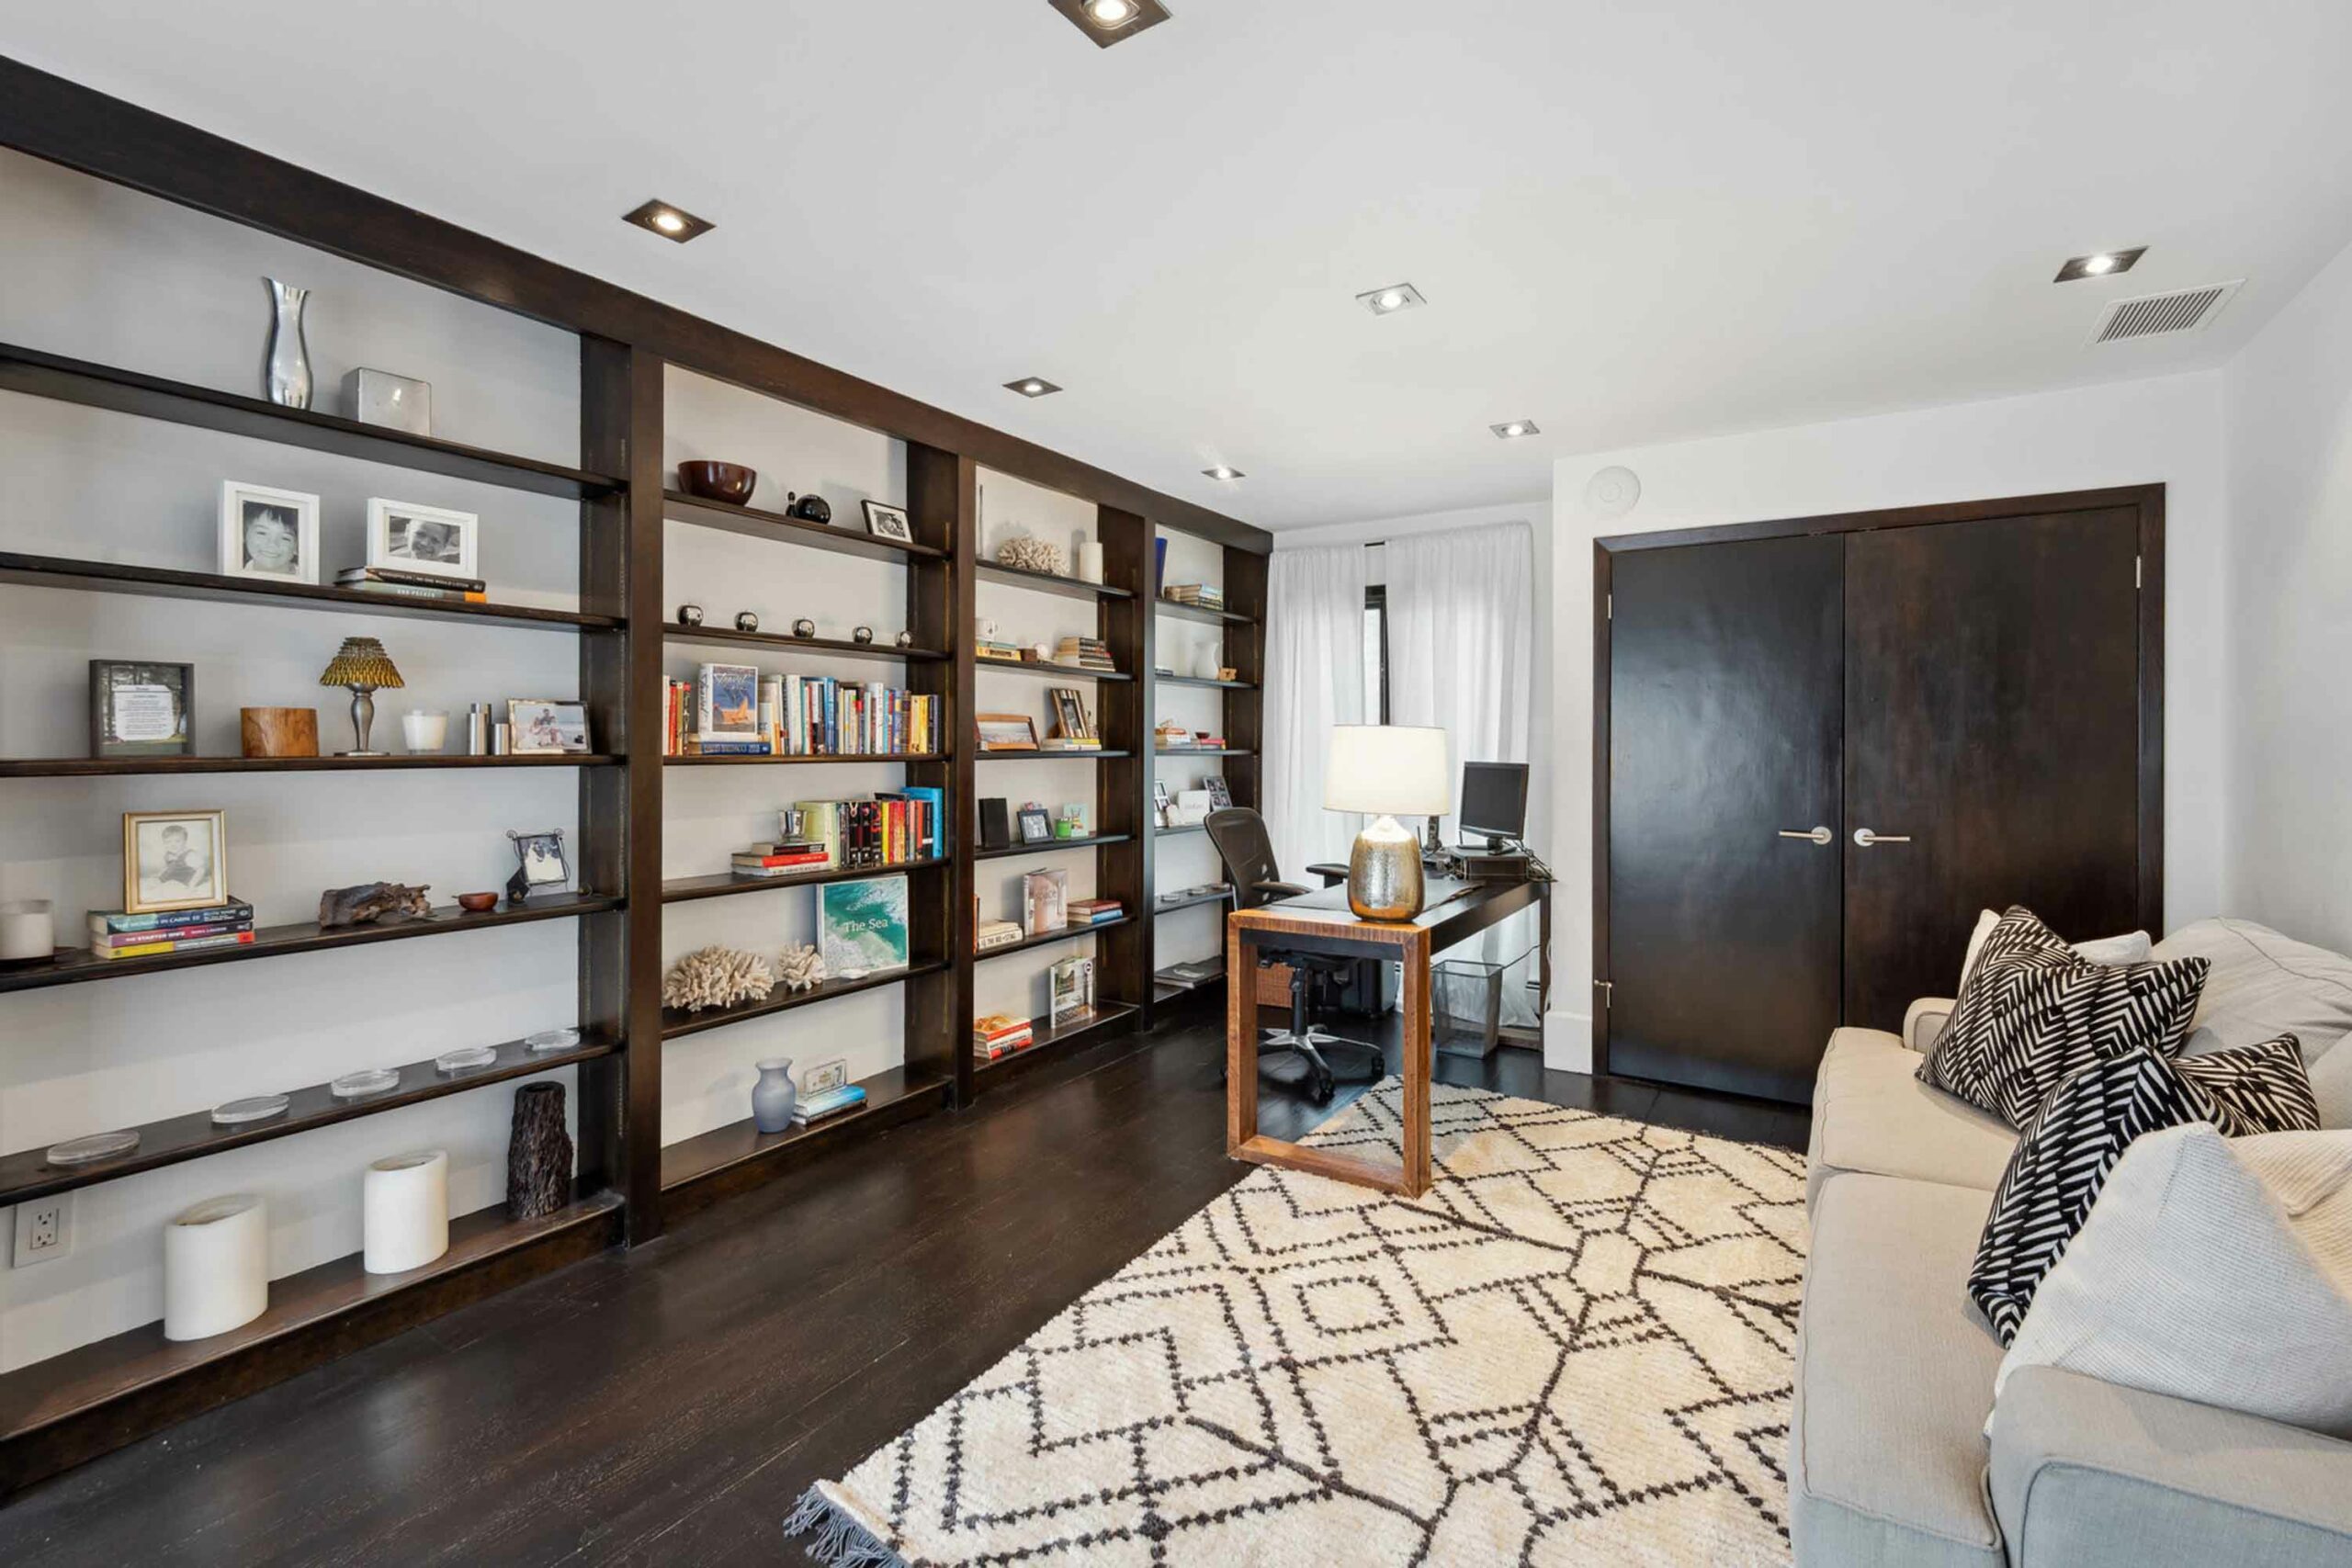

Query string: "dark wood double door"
[[1599, 489, 2162, 1104]]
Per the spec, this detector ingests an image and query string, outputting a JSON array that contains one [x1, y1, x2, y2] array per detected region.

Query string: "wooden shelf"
[[0, 343, 623, 499], [1153, 598, 1257, 626], [1153, 964, 1226, 995], [1154, 887, 1234, 915], [663, 491, 947, 563], [661, 857, 948, 903], [974, 659, 1132, 682], [972, 833, 1132, 863], [976, 1001, 1141, 1075], [972, 913, 1133, 964], [664, 751, 945, 766], [1153, 748, 1256, 759], [0, 753, 619, 778], [0, 1190, 622, 1477], [975, 559, 1136, 600], [663, 622, 947, 663], [659, 959, 951, 1041], [0, 1032, 618, 1206], [0, 551, 620, 633], [658, 1066, 950, 1197], [975, 749, 1133, 762], [1157, 823, 1209, 838], [1155, 673, 1257, 690], [0, 891, 621, 996]]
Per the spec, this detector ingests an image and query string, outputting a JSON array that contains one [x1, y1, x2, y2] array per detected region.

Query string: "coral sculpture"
[[995, 535, 1065, 576], [777, 943, 828, 993], [662, 945, 774, 1012]]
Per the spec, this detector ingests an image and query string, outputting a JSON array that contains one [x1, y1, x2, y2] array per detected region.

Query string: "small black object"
[[978, 796, 1012, 851], [793, 618, 817, 638], [676, 603, 704, 626], [504, 1082, 573, 1220], [853, 626, 875, 645], [735, 610, 760, 632], [786, 492, 832, 525]]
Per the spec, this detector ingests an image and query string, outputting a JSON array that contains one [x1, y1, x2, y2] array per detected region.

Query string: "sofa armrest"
[[1988, 1366, 2352, 1567], [1903, 997, 1957, 1055]]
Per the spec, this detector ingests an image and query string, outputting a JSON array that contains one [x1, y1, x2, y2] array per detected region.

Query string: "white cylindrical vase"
[[363, 1149, 449, 1274], [401, 710, 449, 754], [164, 1194, 268, 1341], [0, 899, 53, 962], [1076, 541, 1105, 584]]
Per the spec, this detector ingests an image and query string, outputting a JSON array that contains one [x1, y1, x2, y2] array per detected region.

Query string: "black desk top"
[[1242, 875, 1544, 951]]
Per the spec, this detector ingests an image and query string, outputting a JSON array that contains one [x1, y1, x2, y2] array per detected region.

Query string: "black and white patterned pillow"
[[1967, 1035, 2318, 1344], [1918, 906, 2210, 1128]]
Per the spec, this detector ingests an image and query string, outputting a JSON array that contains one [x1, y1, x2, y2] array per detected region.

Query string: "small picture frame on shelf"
[[1152, 779, 1172, 828], [1204, 776, 1234, 811], [90, 659, 194, 759], [804, 1058, 849, 1095], [1017, 806, 1053, 844], [861, 501, 915, 544], [218, 481, 320, 584], [123, 808, 228, 914], [977, 713, 1040, 752], [506, 698, 590, 755], [367, 498, 479, 581], [506, 829, 571, 902]]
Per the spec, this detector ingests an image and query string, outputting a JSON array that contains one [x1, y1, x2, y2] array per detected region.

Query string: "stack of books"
[[334, 566, 486, 604], [790, 1083, 867, 1126], [1162, 583, 1226, 611], [1067, 897, 1125, 928], [1053, 637, 1118, 674], [730, 840, 830, 878], [974, 1013, 1034, 1061], [976, 918, 1024, 953], [975, 637, 1028, 663], [784, 792, 944, 867], [89, 898, 255, 960]]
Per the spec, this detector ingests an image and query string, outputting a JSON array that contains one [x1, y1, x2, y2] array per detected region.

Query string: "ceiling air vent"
[[2090, 280, 2243, 344]]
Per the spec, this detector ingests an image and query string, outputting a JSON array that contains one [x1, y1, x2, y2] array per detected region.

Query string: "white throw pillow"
[[1995, 1123, 2352, 1438], [1958, 908, 2150, 996]]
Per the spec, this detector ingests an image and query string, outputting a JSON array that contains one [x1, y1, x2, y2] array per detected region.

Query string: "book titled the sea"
[[817, 875, 910, 975]]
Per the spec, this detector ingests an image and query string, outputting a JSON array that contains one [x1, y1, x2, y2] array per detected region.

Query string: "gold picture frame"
[[122, 808, 230, 914], [976, 713, 1040, 752]]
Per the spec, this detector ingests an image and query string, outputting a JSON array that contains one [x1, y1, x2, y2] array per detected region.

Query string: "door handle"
[[1779, 827, 1834, 845], [1854, 829, 1911, 847]]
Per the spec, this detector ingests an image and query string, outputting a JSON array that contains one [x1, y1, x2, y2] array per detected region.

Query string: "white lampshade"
[[1324, 725, 1452, 817]]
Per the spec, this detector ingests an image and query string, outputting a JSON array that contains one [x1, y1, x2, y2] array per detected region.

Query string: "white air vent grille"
[[2091, 279, 2242, 344]]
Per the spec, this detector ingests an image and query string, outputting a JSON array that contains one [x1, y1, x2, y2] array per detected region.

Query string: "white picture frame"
[[366, 498, 480, 581], [218, 481, 321, 584]]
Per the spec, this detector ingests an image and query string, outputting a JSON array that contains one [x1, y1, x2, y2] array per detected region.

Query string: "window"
[[1363, 583, 1390, 724]]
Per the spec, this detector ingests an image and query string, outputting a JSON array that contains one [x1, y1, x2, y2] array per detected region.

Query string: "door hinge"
[[1593, 978, 1613, 1006]]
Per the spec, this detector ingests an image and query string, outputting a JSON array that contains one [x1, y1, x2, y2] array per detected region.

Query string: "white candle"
[[0, 899, 52, 962], [164, 1194, 269, 1341], [363, 1149, 450, 1273], [1077, 541, 1106, 584]]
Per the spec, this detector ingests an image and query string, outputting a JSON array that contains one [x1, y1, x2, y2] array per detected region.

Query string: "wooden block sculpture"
[[240, 706, 319, 758], [504, 1081, 573, 1221], [317, 882, 433, 928]]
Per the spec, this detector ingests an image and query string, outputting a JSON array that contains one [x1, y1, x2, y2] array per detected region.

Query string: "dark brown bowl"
[[456, 891, 499, 913], [677, 460, 756, 504]]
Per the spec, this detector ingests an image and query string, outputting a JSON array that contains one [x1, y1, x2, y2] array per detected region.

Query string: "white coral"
[[996, 536, 1065, 576], [777, 942, 829, 993], [662, 945, 775, 1011]]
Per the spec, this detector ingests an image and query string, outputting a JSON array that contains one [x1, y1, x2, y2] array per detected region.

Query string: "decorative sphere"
[[853, 626, 875, 645], [676, 604, 704, 626], [734, 611, 760, 633], [792, 618, 817, 639]]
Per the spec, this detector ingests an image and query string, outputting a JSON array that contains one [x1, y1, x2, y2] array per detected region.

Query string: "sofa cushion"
[[1960, 906, 2152, 995], [1808, 1028, 2018, 1207], [2154, 917, 2352, 1065], [1791, 1175, 2006, 1568]]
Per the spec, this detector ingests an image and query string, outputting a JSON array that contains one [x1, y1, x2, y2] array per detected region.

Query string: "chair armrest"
[[1254, 879, 1310, 899], [1903, 997, 1957, 1055], [1989, 1366, 2352, 1567], [1303, 863, 1351, 886]]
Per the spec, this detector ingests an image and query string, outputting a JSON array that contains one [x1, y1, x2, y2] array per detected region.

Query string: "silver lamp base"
[[1347, 814, 1425, 920], [338, 684, 385, 757]]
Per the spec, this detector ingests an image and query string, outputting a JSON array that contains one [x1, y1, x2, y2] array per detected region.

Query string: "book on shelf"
[[784, 795, 942, 869], [1161, 583, 1225, 608], [335, 579, 488, 604], [92, 930, 258, 960], [1021, 868, 1069, 936], [90, 898, 253, 934], [683, 739, 773, 756], [975, 919, 1024, 953], [334, 565, 488, 593], [975, 642, 1027, 663], [1052, 637, 1117, 673], [1161, 957, 1227, 984], [789, 1083, 868, 1125], [974, 1012, 1035, 1057], [88, 918, 254, 948], [662, 677, 935, 758], [1037, 738, 1102, 751], [1049, 954, 1095, 1029]]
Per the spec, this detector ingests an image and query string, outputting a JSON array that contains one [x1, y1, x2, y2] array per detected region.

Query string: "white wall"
[[1544, 372, 2230, 1070], [2222, 237, 2352, 954], [0, 151, 586, 1371]]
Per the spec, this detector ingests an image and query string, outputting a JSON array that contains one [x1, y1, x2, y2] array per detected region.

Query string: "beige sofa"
[[1789, 918, 2352, 1567]]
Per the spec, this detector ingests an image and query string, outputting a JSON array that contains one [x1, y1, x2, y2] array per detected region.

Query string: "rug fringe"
[[785, 1483, 906, 1568]]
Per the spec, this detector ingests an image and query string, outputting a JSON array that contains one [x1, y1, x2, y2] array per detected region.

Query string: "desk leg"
[[1400, 930, 1432, 1198], [1226, 920, 1256, 1156]]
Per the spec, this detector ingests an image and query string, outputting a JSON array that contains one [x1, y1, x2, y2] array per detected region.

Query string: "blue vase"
[[752, 1058, 797, 1134]]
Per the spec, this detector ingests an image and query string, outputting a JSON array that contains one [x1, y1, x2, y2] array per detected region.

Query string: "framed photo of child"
[[123, 809, 230, 914], [218, 481, 321, 584]]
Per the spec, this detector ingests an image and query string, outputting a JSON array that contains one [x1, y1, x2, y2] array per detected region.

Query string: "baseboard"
[[1544, 1010, 1592, 1074]]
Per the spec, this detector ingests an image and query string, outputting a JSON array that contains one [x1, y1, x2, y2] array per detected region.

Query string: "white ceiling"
[[11, 2, 2352, 530]]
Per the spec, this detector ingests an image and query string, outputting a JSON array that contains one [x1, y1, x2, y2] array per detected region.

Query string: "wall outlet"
[[12, 1194, 72, 1266]]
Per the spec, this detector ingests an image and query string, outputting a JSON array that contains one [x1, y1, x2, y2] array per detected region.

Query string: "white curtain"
[[1387, 521, 1539, 1022], [1264, 542, 1368, 875]]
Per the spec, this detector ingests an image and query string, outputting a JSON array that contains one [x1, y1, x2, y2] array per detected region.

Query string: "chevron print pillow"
[[1918, 906, 2211, 1127], [1968, 1037, 2319, 1344]]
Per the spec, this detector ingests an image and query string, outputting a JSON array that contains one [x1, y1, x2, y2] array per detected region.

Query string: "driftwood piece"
[[317, 881, 433, 927], [505, 1081, 573, 1220]]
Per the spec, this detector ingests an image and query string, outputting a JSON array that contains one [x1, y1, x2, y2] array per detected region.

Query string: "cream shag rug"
[[788, 1081, 1809, 1565]]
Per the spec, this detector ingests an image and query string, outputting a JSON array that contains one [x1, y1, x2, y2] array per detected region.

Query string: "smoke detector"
[[2090, 280, 2243, 345]]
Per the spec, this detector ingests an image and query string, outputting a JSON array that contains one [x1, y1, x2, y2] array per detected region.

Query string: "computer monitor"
[[1458, 761, 1529, 852]]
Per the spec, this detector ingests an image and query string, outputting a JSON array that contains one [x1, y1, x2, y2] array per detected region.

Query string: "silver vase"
[[264, 277, 311, 410]]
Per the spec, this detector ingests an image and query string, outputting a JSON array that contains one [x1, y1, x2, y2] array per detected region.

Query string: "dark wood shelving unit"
[[1152, 747, 1257, 759], [972, 913, 1135, 964], [1152, 597, 1258, 626], [972, 832, 1132, 862], [976, 559, 1136, 599], [973, 659, 1133, 682], [664, 751, 946, 766], [0, 754, 620, 778], [975, 748, 1135, 761], [0, 551, 620, 631], [657, 1065, 951, 1218], [661, 857, 951, 904], [662, 490, 948, 562], [1157, 822, 1208, 837], [1154, 887, 1236, 915], [658, 960, 953, 1042], [662, 621, 948, 663]]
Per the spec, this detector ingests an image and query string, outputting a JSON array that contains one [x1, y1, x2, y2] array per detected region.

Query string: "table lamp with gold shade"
[[1324, 725, 1452, 919], [319, 637, 404, 757]]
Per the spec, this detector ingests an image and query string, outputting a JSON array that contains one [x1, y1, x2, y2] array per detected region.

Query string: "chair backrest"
[[1205, 807, 1285, 911]]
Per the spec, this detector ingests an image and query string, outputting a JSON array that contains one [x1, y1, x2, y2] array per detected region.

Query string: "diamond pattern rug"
[[787, 1082, 1809, 1566]]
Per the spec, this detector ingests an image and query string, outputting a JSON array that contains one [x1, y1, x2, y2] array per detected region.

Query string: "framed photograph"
[[695, 662, 762, 743], [507, 698, 590, 755], [1050, 954, 1096, 1029], [861, 501, 915, 544], [90, 660, 194, 759], [804, 1058, 849, 1095], [976, 713, 1040, 752], [1017, 806, 1053, 843], [1152, 779, 1172, 828], [506, 829, 570, 900], [366, 498, 479, 581], [1204, 775, 1234, 811], [218, 481, 320, 584], [123, 808, 228, 914], [819, 875, 910, 976], [1047, 687, 1090, 740]]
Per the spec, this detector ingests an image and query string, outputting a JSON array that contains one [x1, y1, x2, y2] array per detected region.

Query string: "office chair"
[[1205, 807, 1386, 1105]]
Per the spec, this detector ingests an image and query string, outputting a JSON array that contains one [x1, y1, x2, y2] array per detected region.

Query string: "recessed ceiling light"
[[1202, 465, 1245, 481], [1357, 282, 1427, 316], [623, 199, 714, 243], [1046, 0, 1171, 47], [2054, 246, 2145, 283], [1489, 420, 1541, 439], [1004, 377, 1063, 398]]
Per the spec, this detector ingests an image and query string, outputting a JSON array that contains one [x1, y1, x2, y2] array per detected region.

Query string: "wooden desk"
[[1226, 876, 1549, 1198]]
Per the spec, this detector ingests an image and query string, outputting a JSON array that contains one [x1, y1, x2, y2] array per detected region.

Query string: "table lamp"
[[1324, 725, 1452, 919], [319, 636, 404, 756]]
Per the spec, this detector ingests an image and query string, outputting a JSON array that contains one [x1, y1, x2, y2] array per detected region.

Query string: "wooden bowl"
[[456, 891, 499, 913], [677, 461, 756, 504]]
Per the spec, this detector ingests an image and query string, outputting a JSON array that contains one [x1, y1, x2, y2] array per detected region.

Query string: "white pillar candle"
[[0, 899, 53, 961], [163, 1194, 268, 1341], [401, 710, 449, 754], [1076, 541, 1106, 584], [363, 1149, 450, 1273]]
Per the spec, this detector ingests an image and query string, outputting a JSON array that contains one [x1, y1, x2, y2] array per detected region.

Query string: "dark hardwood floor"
[[0, 1001, 1807, 1566]]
